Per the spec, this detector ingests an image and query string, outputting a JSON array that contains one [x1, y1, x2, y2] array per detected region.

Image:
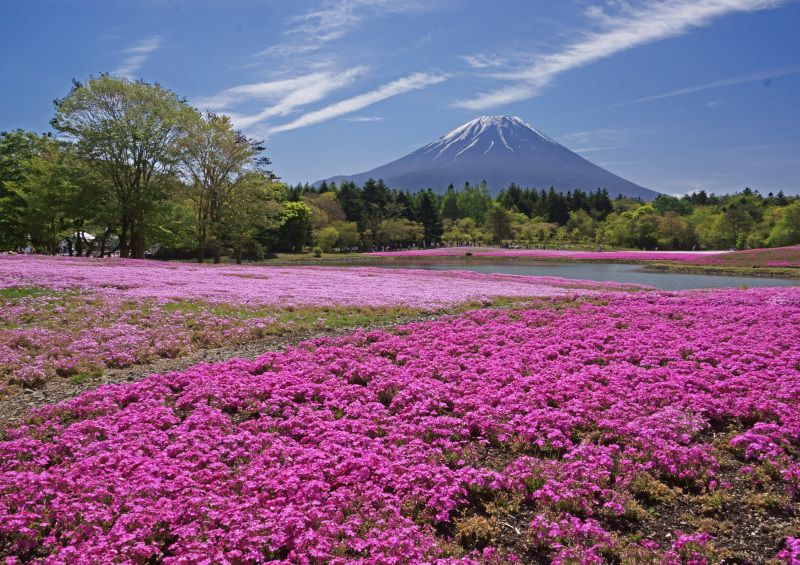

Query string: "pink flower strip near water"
[[366, 247, 724, 261], [0, 256, 647, 385], [0, 256, 641, 309], [2, 286, 799, 563]]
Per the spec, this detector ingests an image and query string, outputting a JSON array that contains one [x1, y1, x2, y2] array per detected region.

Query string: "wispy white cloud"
[[114, 36, 161, 79], [610, 65, 800, 106], [194, 68, 366, 129], [460, 54, 506, 69], [559, 128, 643, 147], [454, 0, 786, 111], [195, 68, 366, 109], [270, 71, 448, 133], [287, 0, 424, 42], [262, 0, 429, 57], [259, 43, 324, 58], [414, 29, 441, 48], [559, 128, 645, 153], [726, 144, 772, 153], [344, 116, 386, 122], [572, 145, 627, 153]]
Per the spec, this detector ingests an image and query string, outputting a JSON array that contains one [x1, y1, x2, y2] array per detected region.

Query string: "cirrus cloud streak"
[[609, 65, 800, 107], [193, 68, 366, 129], [454, 0, 786, 111], [113, 36, 161, 79], [269, 72, 448, 134]]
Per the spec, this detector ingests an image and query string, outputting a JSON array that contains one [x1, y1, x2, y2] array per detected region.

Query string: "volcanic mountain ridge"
[[318, 116, 659, 200]]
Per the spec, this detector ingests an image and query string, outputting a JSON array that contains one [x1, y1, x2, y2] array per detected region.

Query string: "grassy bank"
[[646, 246, 800, 279], [643, 263, 800, 279]]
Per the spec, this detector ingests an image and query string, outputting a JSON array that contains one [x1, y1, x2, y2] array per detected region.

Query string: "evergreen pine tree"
[[417, 189, 443, 242]]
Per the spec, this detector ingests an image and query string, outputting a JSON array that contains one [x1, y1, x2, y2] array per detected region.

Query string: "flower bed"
[[367, 247, 724, 261], [2, 286, 799, 563], [674, 246, 800, 269], [0, 256, 642, 309], [0, 256, 643, 388]]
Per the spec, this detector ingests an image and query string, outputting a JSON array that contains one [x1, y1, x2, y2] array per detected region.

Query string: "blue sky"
[[3, 0, 800, 196]]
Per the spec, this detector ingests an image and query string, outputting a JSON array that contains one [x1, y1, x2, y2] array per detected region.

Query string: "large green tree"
[[440, 184, 460, 220], [222, 173, 285, 263], [721, 195, 762, 248], [0, 130, 51, 248], [416, 189, 443, 243], [6, 138, 79, 254], [274, 200, 312, 252], [1, 132, 105, 255], [51, 75, 196, 258], [359, 178, 401, 246], [486, 204, 512, 242], [177, 112, 270, 263], [767, 200, 800, 247], [336, 181, 364, 224], [457, 181, 491, 227]]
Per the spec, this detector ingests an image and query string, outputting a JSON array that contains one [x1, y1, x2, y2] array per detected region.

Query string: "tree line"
[[0, 75, 299, 262], [2, 75, 798, 260], [289, 180, 799, 252]]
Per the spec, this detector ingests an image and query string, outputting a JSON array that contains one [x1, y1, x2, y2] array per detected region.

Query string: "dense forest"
[[1, 75, 799, 261], [286, 180, 799, 252]]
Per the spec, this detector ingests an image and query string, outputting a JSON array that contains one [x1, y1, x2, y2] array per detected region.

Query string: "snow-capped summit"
[[423, 116, 559, 161], [318, 116, 659, 199]]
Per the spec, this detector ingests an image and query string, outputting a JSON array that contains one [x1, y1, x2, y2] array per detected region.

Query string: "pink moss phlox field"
[[777, 537, 800, 564], [676, 246, 800, 268], [0, 256, 644, 386], [2, 286, 800, 563], [366, 247, 724, 261], [0, 256, 639, 308]]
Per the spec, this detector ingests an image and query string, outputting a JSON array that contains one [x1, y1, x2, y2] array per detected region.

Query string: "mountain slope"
[[318, 116, 659, 199]]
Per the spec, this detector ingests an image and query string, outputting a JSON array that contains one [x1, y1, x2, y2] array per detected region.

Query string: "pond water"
[[372, 260, 799, 291]]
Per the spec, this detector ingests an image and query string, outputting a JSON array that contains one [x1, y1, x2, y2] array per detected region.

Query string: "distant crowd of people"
[[1, 246, 35, 255], [363, 240, 485, 253]]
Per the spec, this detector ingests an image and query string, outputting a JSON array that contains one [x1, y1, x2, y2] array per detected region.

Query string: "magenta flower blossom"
[[2, 285, 800, 562], [1, 256, 646, 386]]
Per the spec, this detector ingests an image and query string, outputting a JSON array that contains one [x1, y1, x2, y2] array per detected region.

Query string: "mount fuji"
[[317, 116, 659, 200]]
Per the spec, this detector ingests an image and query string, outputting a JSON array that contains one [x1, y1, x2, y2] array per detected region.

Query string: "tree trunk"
[[84, 234, 96, 257], [212, 207, 222, 264], [99, 227, 114, 257], [49, 218, 57, 255], [119, 217, 130, 258], [131, 231, 146, 259], [75, 230, 84, 257], [131, 212, 146, 259], [197, 223, 206, 263], [234, 247, 241, 265]]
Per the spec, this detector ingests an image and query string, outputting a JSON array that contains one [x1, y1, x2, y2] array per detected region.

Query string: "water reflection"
[[373, 260, 799, 291]]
